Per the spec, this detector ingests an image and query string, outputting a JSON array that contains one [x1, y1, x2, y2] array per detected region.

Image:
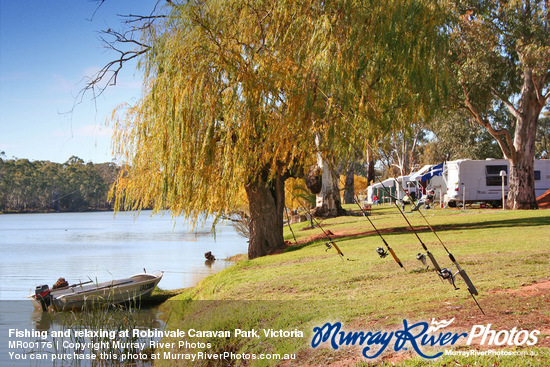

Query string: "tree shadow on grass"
[[424, 214, 550, 234], [284, 214, 550, 252]]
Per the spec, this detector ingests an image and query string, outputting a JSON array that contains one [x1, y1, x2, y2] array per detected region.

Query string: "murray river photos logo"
[[311, 318, 540, 359]]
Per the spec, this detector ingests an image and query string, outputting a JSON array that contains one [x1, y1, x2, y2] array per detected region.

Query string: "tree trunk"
[[343, 159, 355, 204], [506, 70, 542, 209], [245, 172, 286, 259], [313, 157, 344, 217], [313, 132, 344, 217], [508, 157, 536, 209]]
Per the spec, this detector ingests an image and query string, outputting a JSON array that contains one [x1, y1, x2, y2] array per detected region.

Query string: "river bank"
[[155, 206, 550, 366]]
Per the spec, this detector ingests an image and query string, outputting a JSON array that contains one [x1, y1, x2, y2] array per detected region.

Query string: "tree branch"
[[489, 86, 523, 121], [80, 28, 151, 100], [73, 1, 175, 114], [532, 71, 549, 107], [461, 82, 516, 162]]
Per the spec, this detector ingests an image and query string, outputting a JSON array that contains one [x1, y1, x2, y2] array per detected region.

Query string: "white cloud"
[[83, 66, 101, 77], [50, 74, 76, 93], [0, 142, 18, 151], [76, 124, 113, 137], [53, 124, 113, 138]]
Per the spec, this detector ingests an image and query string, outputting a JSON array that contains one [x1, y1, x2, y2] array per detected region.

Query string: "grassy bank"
[[156, 206, 550, 366]]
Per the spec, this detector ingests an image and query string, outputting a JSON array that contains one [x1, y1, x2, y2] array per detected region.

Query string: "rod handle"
[[457, 269, 478, 296], [427, 251, 442, 273], [388, 248, 404, 268]]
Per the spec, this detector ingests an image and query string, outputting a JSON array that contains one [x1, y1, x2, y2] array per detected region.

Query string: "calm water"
[[0, 211, 248, 366], [0, 211, 248, 300]]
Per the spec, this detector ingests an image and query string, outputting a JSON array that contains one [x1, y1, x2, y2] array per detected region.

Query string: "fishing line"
[[31, 188, 85, 212]]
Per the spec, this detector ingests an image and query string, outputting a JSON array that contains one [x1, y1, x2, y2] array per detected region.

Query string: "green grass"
[[155, 207, 550, 366]]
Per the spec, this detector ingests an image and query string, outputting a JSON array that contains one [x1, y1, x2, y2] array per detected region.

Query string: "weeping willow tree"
[[109, 0, 448, 258]]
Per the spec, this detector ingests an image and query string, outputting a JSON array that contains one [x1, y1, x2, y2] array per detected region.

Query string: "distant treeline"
[[0, 156, 119, 213]]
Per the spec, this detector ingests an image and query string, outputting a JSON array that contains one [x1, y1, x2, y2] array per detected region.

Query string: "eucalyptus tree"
[[536, 111, 550, 159], [422, 109, 505, 164], [107, 0, 448, 258], [376, 123, 430, 177], [447, 0, 549, 209]]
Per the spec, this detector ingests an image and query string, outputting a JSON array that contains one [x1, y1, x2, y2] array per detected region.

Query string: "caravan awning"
[[409, 165, 433, 181], [421, 162, 444, 182]]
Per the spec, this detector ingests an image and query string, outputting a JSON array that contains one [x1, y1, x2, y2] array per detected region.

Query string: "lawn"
[[156, 206, 550, 366]]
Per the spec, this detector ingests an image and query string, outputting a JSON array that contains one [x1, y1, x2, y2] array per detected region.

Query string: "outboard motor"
[[35, 285, 51, 311]]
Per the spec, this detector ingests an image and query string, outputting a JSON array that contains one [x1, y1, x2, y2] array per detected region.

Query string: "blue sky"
[[0, 1, 156, 163]]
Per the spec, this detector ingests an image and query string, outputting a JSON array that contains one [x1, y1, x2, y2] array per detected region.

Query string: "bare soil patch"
[[288, 279, 550, 366]]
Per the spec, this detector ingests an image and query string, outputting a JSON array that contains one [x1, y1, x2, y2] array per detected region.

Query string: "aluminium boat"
[[30, 271, 163, 311]]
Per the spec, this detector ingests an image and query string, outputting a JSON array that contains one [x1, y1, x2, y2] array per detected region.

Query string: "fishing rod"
[[312, 87, 483, 312], [376, 175, 484, 314], [391, 177, 482, 308], [294, 197, 349, 260], [338, 137, 483, 312], [284, 206, 299, 245], [357, 197, 406, 271], [328, 163, 405, 270]]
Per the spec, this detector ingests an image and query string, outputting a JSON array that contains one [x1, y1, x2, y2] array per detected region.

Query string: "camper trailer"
[[365, 171, 437, 205], [367, 178, 396, 204], [365, 176, 420, 205], [444, 159, 550, 207]]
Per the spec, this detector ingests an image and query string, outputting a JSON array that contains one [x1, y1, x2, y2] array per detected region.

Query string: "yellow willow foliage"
[[110, 0, 448, 227], [284, 177, 314, 212], [339, 175, 370, 196]]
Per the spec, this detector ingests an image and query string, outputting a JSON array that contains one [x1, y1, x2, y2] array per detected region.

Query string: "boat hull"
[[30, 272, 163, 311]]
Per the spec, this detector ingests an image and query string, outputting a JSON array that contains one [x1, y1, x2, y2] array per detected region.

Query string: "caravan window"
[[534, 171, 541, 181], [486, 165, 508, 186]]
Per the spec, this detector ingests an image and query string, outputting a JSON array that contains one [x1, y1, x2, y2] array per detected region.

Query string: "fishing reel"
[[325, 242, 332, 252], [416, 253, 428, 269], [376, 247, 388, 258], [438, 268, 460, 290]]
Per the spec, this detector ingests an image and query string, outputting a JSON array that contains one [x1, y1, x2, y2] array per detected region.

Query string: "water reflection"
[[0, 211, 248, 366], [0, 211, 248, 299], [30, 307, 163, 332], [22, 306, 163, 366]]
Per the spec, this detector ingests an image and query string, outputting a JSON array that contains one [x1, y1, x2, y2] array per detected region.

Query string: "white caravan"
[[443, 159, 550, 207]]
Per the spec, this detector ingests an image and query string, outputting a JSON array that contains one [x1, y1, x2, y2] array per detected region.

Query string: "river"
[[0, 211, 249, 366]]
